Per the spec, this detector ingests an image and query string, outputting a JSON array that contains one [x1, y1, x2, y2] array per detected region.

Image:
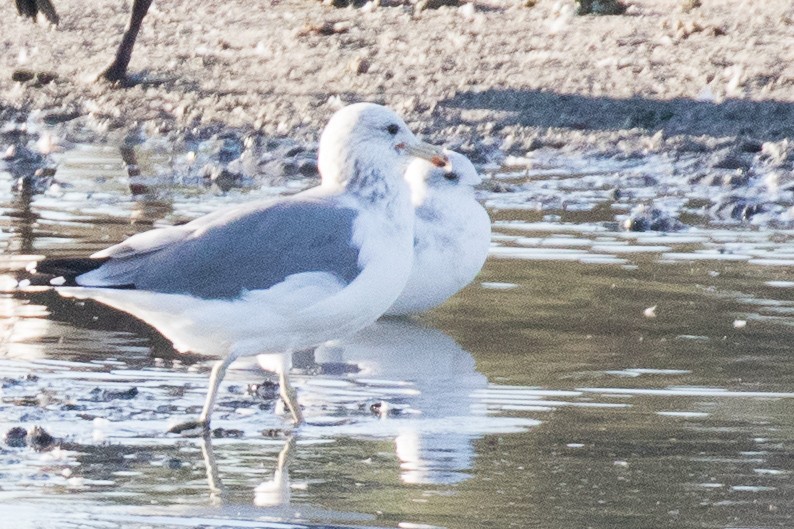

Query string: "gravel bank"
[[1, 0, 793, 224]]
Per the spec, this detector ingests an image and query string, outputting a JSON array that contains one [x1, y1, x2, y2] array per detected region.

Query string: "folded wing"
[[36, 198, 362, 300]]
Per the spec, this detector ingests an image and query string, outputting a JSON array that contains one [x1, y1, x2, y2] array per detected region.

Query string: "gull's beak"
[[402, 141, 449, 168]]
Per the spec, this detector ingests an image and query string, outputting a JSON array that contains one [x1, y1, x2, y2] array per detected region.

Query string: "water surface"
[[1, 145, 792, 529]]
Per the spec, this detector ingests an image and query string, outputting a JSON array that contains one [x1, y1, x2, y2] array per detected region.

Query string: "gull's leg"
[[199, 356, 235, 425], [169, 355, 235, 434], [279, 369, 304, 425]]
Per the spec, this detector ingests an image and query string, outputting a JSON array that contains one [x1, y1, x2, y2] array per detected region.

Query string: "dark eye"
[[386, 123, 400, 135], [444, 171, 459, 181]]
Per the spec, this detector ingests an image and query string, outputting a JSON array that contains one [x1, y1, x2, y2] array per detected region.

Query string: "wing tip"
[[31, 257, 110, 283]]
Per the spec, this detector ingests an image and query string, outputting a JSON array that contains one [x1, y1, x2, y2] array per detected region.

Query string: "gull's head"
[[319, 103, 447, 187], [404, 149, 482, 206]]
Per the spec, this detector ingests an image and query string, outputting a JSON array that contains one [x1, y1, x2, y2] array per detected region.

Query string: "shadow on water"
[[440, 88, 794, 140]]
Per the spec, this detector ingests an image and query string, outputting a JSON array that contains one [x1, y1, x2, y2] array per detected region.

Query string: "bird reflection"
[[287, 317, 488, 485], [199, 433, 225, 500], [5, 282, 494, 491], [198, 432, 295, 510], [199, 318, 489, 506], [253, 436, 294, 507]]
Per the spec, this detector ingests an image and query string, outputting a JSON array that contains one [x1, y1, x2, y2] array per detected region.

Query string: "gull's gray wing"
[[72, 198, 362, 299]]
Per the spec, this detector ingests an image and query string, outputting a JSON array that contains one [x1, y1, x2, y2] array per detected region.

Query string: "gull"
[[29, 102, 447, 432], [386, 150, 491, 315], [317, 148, 490, 316]]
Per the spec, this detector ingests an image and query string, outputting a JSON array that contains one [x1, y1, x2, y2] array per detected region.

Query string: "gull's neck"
[[347, 159, 408, 205], [322, 150, 411, 211]]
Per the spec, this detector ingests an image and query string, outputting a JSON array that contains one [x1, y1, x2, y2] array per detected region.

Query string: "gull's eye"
[[386, 123, 400, 136], [444, 171, 459, 181]]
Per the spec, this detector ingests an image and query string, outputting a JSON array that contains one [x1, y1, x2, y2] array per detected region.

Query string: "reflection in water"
[[310, 318, 490, 484], [199, 433, 293, 508], [200, 434, 226, 500], [0, 291, 51, 360], [2, 143, 794, 529], [252, 436, 294, 507], [4, 189, 38, 255]]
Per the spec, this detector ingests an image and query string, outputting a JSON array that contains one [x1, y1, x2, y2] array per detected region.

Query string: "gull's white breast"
[[59, 195, 415, 360], [386, 188, 490, 316]]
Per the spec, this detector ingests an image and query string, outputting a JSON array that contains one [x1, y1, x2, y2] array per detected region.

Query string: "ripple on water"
[[1, 143, 793, 528]]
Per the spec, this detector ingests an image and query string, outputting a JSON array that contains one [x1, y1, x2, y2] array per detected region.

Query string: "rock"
[[349, 56, 370, 75], [712, 153, 751, 171], [761, 140, 793, 164], [247, 380, 279, 401], [9, 69, 57, 87], [297, 158, 319, 177], [216, 134, 244, 164], [323, 0, 368, 7], [280, 161, 299, 177], [299, 21, 350, 35], [737, 138, 763, 153], [261, 428, 288, 438], [665, 17, 726, 39], [721, 170, 749, 188], [679, 0, 701, 12], [90, 387, 139, 401], [27, 426, 57, 452], [576, 0, 627, 16], [318, 361, 360, 375], [712, 197, 766, 222], [212, 427, 244, 438], [284, 146, 305, 157], [622, 204, 685, 232], [415, 0, 460, 10], [4, 426, 28, 448], [42, 110, 81, 124], [34, 71, 58, 86], [201, 165, 245, 191], [15, 165, 57, 194], [11, 69, 36, 83]]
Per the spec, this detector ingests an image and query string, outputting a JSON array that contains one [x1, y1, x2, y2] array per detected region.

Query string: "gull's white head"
[[404, 149, 482, 207], [318, 103, 446, 189]]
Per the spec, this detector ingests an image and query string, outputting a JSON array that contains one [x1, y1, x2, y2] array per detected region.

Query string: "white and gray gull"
[[319, 147, 491, 316], [386, 150, 491, 315], [30, 102, 447, 432]]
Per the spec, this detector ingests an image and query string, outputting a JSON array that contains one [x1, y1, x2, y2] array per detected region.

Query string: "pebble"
[[90, 387, 139, 402], [27, 426, 58, 452], [4, 426, 28, 448], [623, 205, 685, 232], [247, 380, 280, 401], [212, 428, 244, 439]]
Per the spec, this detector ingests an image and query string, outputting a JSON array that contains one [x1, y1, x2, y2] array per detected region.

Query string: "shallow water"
[[1, 145, 792, 529]]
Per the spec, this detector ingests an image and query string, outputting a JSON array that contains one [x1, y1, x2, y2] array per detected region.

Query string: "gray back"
[[96, 200, 362, 299]]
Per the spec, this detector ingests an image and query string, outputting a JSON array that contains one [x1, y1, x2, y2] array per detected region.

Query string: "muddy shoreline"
[[1, 0, 793, 225]]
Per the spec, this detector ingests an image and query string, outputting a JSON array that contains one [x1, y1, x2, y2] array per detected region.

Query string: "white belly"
[[57, 208, 415, 360]]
